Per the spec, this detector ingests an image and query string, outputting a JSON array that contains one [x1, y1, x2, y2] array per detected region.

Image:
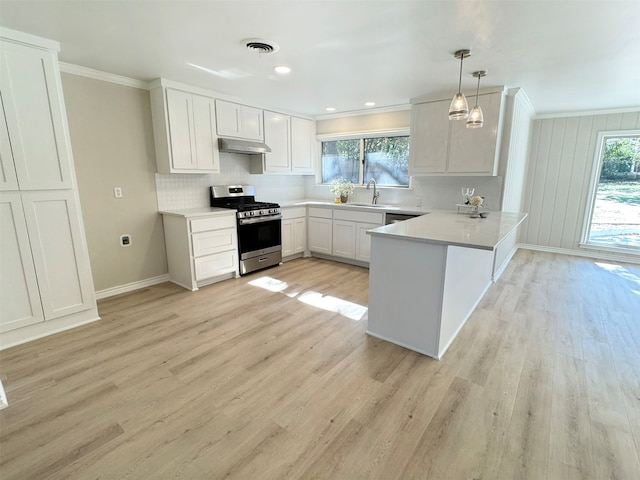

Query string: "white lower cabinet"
[[307, 207, 333, 255], [281, 207, 306, 259], [0, 191, 96, 333], [332, 220, 356, 258], [161, 211, 238, 291], [355, 222, 379, 262], [332, 209, 383, 263], [0, 193, 43, 332]]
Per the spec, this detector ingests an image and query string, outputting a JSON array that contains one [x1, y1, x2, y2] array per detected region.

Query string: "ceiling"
[[1, 0, 639, 117]]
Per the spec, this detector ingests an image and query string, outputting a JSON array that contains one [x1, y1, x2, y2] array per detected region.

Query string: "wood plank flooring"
[[1, 250, 639, 479]]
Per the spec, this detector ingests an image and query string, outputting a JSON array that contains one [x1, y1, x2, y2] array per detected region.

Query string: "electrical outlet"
[[415, 197, 422, 207], [120, 234, 131, 247], [114, 187, 122, 198]]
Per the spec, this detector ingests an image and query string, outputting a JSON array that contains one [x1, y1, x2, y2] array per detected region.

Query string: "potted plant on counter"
[[329, 178, 355, 203]]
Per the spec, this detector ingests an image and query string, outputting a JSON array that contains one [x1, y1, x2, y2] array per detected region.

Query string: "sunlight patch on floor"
[[248, 276, 289, 292], [594, 262, 640, 295], [297, 291, 368, 321], [248, 276, 368, 320]]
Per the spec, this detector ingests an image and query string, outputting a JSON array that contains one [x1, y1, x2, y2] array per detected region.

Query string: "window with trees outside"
[[583, 131, 640, 251], [321, 136, 410, 187]]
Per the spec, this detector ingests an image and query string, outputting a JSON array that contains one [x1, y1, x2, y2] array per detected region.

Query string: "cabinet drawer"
[[194, 251, 237, 281], [308, 207, 333, 219], [192, 228, 236, 257], [333, 209, 383, 224], [190, 215, 236, 233], [281, 206, 306, 220]]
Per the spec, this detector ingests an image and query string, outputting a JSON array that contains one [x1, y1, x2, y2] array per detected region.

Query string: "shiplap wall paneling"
[[521, 110, 640, 252]]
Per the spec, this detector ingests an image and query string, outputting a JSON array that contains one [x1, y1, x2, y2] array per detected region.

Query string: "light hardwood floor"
[[1, 250, 639, 479]]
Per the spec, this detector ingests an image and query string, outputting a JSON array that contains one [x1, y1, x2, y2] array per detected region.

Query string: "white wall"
[[520, 109, 640, 258]]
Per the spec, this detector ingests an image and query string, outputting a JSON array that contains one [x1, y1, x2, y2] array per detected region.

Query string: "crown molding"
[[59, 62, 149, 90], [534, 106, 640, 120], [314, 104, 410, 121]]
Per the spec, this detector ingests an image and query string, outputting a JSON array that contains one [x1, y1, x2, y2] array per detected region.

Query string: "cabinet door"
[[263, 111, 291, 173], [192, 94, 220, 172], [194, 251, 237, 281], [332, 220, 356, 259], [291, 117, 315, 174], [192, 228, 236, 257], [241, 105, 264, 141], [308, 217, 332, 254], [0, 41, 73, 189], [293, 217, 306, 254], [355, 222, 379, 262], [166, 89, 196, 170], [281, 219, 294, 257], [215, 100, 241, 137], [408, 100, 449, 174], [21, 190, 95, 320], [0, 94, 19, 191], [448, 92, 502, 174], [0, 192, 44, 332]]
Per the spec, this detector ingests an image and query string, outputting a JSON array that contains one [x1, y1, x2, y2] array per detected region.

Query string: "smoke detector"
[[243, 38, 280, 55]]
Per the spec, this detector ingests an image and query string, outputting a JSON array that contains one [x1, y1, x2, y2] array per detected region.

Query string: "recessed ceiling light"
[[365, 101, 376, 107], [274, 65, 291, 74], [325, 107, 336, 112]]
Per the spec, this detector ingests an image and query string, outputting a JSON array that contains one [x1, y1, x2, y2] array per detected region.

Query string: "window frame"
[[580, 129, 640, 254], [316, 128, 410, 188]]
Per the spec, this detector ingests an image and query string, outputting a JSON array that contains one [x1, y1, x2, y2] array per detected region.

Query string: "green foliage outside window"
[[601, 137, 640, 180], [322, 136, 409, 186]]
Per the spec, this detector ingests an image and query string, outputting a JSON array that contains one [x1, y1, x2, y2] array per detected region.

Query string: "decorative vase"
[[340, 193, 348, 203]]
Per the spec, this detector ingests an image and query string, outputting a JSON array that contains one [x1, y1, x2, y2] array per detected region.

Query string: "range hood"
[[218, 138, 271, 155]]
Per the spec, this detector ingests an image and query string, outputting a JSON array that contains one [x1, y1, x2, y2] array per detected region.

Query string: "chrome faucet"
[[366, 178, 380, 204]]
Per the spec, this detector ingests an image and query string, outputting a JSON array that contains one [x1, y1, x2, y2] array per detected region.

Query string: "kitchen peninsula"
[[366, 210, 527, 359]]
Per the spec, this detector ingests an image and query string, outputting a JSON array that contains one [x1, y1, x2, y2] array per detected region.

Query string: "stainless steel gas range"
[[210, 185, 282, 276]]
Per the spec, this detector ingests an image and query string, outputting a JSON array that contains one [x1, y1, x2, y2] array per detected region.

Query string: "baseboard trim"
[[95, 274, 170, 300], [518, 244, 640, 265]]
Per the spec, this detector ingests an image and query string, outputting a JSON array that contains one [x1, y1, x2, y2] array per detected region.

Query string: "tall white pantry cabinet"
[[0, 28, 99, 349]]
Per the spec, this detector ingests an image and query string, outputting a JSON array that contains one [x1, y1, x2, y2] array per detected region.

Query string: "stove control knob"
[[249, 211, 255, 216], [260, 210, 266, 216]]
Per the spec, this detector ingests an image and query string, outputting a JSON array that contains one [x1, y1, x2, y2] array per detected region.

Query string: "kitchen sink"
[[348, 203, 389, 208]]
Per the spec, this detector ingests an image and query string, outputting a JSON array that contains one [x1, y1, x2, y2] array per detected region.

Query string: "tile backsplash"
[[155, 153, 307, 210], [156, 152, 503, 211], [303, 175, 502, 210]]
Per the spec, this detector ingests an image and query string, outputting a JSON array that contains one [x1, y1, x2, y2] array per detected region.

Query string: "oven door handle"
[[238, 214, 282, 225]]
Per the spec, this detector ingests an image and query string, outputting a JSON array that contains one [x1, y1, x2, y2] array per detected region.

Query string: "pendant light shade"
[[466, 70, 487, 129], [449, 49, 470, 120]]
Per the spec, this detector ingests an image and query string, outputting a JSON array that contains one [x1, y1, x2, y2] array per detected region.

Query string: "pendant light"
[[466, 70, 487, 128], [448, 49, 471, 120]]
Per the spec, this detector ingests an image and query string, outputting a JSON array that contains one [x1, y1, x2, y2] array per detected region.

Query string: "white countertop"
[[159, 207, 234, 218], [368, 210, 528, 250], [280, 200, 431, 216]]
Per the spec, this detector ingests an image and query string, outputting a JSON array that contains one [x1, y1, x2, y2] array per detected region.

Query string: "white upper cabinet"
[[263, 111, 291, 173], [215, 99, 264, 141], [409, 90, 504, 176], [290, 117, 316, 174], [409, 100, 450, 174], [0, 97, 19, 191], [254, 114, 317, 175], [448, 92, 502, 173], [151, 87, 220, 174], [0, 41, 73, 190]]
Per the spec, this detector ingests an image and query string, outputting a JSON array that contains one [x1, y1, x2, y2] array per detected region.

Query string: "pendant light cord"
[[457, 54, 464, 94], [474, 73, 481, 106]]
